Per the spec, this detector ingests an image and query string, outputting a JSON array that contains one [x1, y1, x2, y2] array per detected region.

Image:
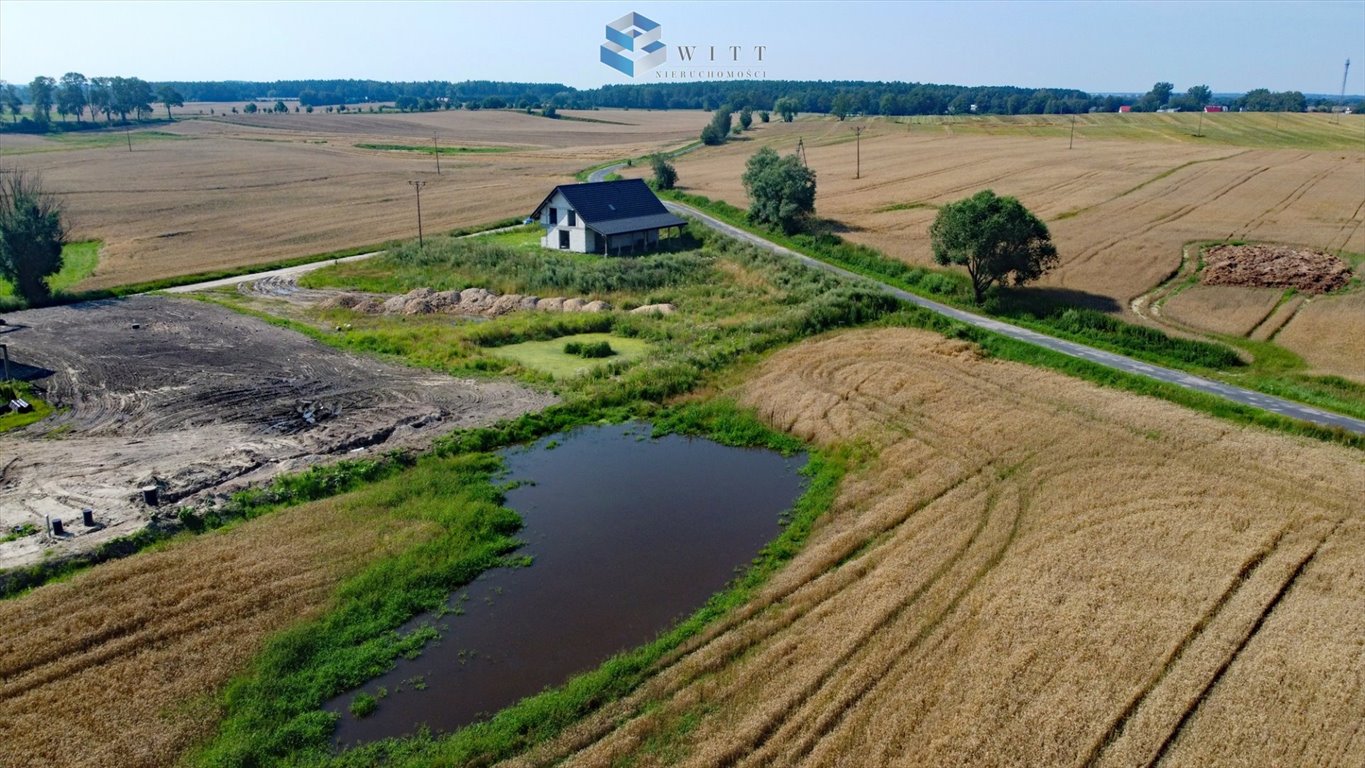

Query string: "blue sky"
[[2, 1, 1362, 95]]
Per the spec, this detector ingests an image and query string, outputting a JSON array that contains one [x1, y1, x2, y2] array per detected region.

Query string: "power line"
[[407, 180, 427, 247], [852, 125, 865, 179]]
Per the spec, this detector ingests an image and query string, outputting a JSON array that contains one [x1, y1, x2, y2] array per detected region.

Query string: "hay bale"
[[562, 298, 586, 312], [582, 300, 611, 313]]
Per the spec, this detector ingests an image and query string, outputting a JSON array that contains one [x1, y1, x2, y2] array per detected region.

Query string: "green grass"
[[492, 333, 651, 378], [0, 127, 188, 155], [895, 112, 1365, 152], [0, 240, 101, 300], [354, 143, 516, 155], [0, 381, 54, 434]]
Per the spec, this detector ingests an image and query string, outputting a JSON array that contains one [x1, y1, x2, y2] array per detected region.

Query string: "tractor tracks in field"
[[1083, 516, 1344, 768]]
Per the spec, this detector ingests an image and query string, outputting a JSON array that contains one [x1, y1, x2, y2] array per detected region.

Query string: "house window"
[[567, 209, 577, 226], [549, 207, 558, 225], [559, 230, 570, 249]]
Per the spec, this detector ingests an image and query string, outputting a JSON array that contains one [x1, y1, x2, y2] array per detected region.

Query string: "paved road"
[[162, 251, 386, 293], [659, 198, 1365, 436]]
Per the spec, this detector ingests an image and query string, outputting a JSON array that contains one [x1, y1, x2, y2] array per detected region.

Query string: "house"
[[1203, 105, 1225, 113], [529, 179, 687, 255], [1118, 105, 1133, 113]]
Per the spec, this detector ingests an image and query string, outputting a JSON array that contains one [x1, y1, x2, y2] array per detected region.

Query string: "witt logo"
[[600, 11, 665, 77]]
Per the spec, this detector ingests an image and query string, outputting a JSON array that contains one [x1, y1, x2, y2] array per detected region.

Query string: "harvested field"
[[637, 116, 1364, 308], [511, 327, 1365, 767], [1201, 243, 1352, 293], [1158, 284, 1283, 336], [0, 109, 708, 290], [0, 488, 430, 768], [0, 296, 555, 569], [1274, 292, 1365, 381]]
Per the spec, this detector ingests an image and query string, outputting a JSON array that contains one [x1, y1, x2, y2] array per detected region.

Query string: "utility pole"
[[1069, 114, 1076, 149], [1195, 109, 1204, 137], [433, 134, 441, 174], [1337, 59, 1351, 125], [408, 180, 427, 247], [852, 125, 864, 179], [125, 124, 132, 152]]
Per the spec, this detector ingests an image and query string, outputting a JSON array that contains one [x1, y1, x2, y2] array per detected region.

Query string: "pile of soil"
[[1201, 244, 1352, 294], [319, 287, 610, 317]]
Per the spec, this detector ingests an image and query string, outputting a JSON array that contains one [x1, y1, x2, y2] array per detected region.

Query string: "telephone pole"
[[1069, 114, 1076, 149], [433, 134, 441, 174], [408, 180, 427, 247], [852, 125, 864, 179]]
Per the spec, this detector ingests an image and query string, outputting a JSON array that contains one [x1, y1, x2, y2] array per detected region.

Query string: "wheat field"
[[628, 114, 1365, 378], [0, 495, 436, 768], [0, 109, 708, 290], [504, 327, 1365, 768]]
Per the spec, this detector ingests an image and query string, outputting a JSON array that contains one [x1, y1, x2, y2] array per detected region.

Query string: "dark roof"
[[588, 212, 687, 236], [530, 179, 681, 226]]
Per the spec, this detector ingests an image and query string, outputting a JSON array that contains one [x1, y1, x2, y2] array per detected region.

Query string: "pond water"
[[328, 421, 807, 746]]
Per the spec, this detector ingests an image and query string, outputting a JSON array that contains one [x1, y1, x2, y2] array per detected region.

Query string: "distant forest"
[[2, 76, 1355, 130]]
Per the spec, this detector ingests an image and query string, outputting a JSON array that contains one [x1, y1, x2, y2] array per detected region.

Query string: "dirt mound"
[[1202, 244, 1352, 294]]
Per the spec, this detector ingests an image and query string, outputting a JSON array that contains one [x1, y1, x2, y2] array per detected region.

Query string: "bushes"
[[564, 340, 615, 358]]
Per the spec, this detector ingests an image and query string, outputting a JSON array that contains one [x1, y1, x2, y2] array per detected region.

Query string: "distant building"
[[1118, 105, 1133, 113], [1203, 105, 1225, 113], [529, 179, 687, 255]]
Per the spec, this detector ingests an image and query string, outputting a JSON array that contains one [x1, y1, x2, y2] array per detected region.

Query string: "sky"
[[1, 0, 1363, 95]]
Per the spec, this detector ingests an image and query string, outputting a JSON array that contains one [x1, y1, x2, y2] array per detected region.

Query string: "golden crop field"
[[0, 108, 708, 290], [1158, 284, 1283, 337], [0, 479, 436, 768], [628, 113, 1365, 378], [512, 327, 1365, 768]]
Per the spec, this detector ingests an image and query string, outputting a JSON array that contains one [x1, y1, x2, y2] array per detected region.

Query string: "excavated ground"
[[1201, 243, 1353, 293], [0, 295, 556, 570]]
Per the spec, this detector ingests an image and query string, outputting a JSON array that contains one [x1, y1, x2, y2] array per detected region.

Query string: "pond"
[[328, 421, 807, 746]]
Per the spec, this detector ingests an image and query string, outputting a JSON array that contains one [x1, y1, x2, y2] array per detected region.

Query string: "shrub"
[[349, 692, 377, 718]]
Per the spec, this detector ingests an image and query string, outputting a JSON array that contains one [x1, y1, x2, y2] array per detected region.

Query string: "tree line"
[[1, 74, 185, 127], [0, 74, 1347, 129]]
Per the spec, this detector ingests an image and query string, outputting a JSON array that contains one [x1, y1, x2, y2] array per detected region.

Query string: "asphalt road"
[[647, 193, 1365, 437]]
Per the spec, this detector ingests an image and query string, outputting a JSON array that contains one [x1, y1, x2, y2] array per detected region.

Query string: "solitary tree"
[[0, 170, 67, 304], [929, 189, 1057, 303], [157, 85, 184, 119], [243, 102, 258, 114], [742, 146, 817, 234], [774, 96, 799, 122], [739, 107, 753, 130], [650, 154, 677, 190]]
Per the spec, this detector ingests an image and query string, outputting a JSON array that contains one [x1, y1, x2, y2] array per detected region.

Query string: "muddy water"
[[328, 422, 807, 746]]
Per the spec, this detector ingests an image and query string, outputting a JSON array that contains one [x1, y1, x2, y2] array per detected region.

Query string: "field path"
[[597, 161, 1365, 435]]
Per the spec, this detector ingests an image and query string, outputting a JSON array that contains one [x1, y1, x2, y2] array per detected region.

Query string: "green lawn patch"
[[354, 143, 516, 155], [0, 240, 101, 300], [492, 333, 650, 378], [0, 381, 54, 434]]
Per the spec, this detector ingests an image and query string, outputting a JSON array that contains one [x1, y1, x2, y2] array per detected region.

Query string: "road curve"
[[662, 198, 1365, 437]]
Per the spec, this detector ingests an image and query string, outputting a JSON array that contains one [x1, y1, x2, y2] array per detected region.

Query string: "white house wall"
[[538, 190, 591, 253]]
